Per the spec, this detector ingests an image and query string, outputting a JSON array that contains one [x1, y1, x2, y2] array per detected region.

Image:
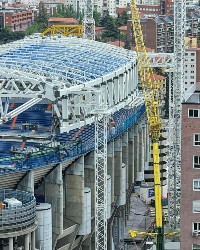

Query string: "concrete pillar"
[[9, 237, 13, 250], [114, 137, 122, 200], [107, 141, 115, 203], [25, 234, 29, 250], [122, 132, 128, 189], [17, 170, 34, 194], [84, 152, 95, 217], [128, 128, 134, 184], [65, 156, 84, 224], [31, 231, 35, 250], [138, 127, 143, 173], [45, 163, 63, 249], [134, 125, 140, 181], [145, 122, 150, 166], [108, 220, 113, 250]]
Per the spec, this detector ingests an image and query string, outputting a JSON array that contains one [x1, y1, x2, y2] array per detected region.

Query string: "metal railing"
[[0, 189, 36, 232]]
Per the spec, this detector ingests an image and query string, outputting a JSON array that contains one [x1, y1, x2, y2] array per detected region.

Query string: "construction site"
[[0, 0, 196, 249]]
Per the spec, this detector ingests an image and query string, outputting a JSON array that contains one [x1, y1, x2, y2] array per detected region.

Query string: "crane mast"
[[130, 1, 164, 249], [168, 0, 186, 229], [83, 0, 95, 40]]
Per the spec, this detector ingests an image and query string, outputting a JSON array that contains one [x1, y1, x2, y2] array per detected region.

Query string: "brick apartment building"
[[127, 13, 200, 53], [180, 83, 200, 250], [0, 9, 32, 31], [136, 0, 173, 17]]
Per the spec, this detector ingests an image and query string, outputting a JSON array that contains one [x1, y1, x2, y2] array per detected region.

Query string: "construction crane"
[[83, 0, 95, 40], [41, 0, 95, 40], [168, 0, 186, 229], [128, 0, 165, 249], [41, 25, 83, 37]]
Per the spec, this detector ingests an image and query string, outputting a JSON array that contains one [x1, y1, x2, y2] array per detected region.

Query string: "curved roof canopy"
[[0, 35, 137, 86]]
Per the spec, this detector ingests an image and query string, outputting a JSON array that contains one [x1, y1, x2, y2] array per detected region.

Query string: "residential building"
[[180, 83, 200, 250], [127, 13, 200, 53], [135, 0, 173, 16], [0, 8, 32, 31]]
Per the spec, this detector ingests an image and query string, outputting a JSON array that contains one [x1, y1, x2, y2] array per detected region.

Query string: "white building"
[[185, 49, 197, 91]]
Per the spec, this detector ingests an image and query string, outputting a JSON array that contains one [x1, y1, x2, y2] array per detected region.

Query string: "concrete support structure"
[[134, 125, 140, 181], [65, 156, 84, 225], [9, 237, 13, 250], [25, 233, 29, 250], [31, 231, 35, 250], [17, 170, 34, 194], [114, 137, 122, 203], [128, 127, 135, 184], [107, 141, 115, 203], [45, 163, 63, 248], [84, 152, 95, 217], [122, 132, 129, 189]]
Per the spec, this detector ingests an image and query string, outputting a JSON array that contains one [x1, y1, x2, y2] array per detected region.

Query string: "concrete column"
[[17, 170, 34, 194], [31, 231, 35, 250], [145, 123, 150, 163], [138, 127, 143, 173], [134, 125, 140, 182], [45, 163, 63, 249], [114, 137, 122, 200], [84, 152, 95, 217], [108, 220, 113, 250], [65, 156, 84, 224], [107, 141, 114, 203], [122, 132, 129, 189], [128, 128, 134, 184], [25, 234, 29, 250], [9, 237, 13, 250]]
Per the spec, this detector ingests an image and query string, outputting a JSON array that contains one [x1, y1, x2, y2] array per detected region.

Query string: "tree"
[[0, 28, 25, 44], [124, 38, 131, 50], [93, 9, 101, 26], [102, 16, 119, 39]]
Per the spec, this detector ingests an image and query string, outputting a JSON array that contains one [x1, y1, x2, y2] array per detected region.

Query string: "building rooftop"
[[48, 17, 79, 24]]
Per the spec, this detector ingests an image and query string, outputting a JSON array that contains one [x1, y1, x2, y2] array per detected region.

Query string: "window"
[[193, 244, 200, 250], [193, 201, 200, 213], [193, 222, 200, 232], [194, 134, 200, 145], [189, 109, 199, 118], [193, 179, 200, 190], [194, 156, 200, 168], [191, 71, 194, 73], [191, 53, 195, 56], [191, 59, 195, 61]]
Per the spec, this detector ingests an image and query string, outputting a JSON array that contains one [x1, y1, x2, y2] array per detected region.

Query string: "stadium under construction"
[[0, 35, 169, 250]]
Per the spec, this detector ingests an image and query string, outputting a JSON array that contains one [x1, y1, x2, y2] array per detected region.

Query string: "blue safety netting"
[[0, 104, 145, 174]]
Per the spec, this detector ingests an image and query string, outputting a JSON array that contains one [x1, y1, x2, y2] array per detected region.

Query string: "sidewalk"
[[124, 194, 155, 249]]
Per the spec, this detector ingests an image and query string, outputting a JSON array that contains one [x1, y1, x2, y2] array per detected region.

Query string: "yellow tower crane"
[[128, 0, 176, 249], [41, 25, 83, 37]]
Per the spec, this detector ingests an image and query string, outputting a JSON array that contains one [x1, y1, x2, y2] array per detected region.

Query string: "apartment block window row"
[[188, 109, 200, 118]]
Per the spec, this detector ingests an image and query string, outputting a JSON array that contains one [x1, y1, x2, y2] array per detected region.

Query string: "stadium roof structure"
[[0, 35, 137, 88]]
